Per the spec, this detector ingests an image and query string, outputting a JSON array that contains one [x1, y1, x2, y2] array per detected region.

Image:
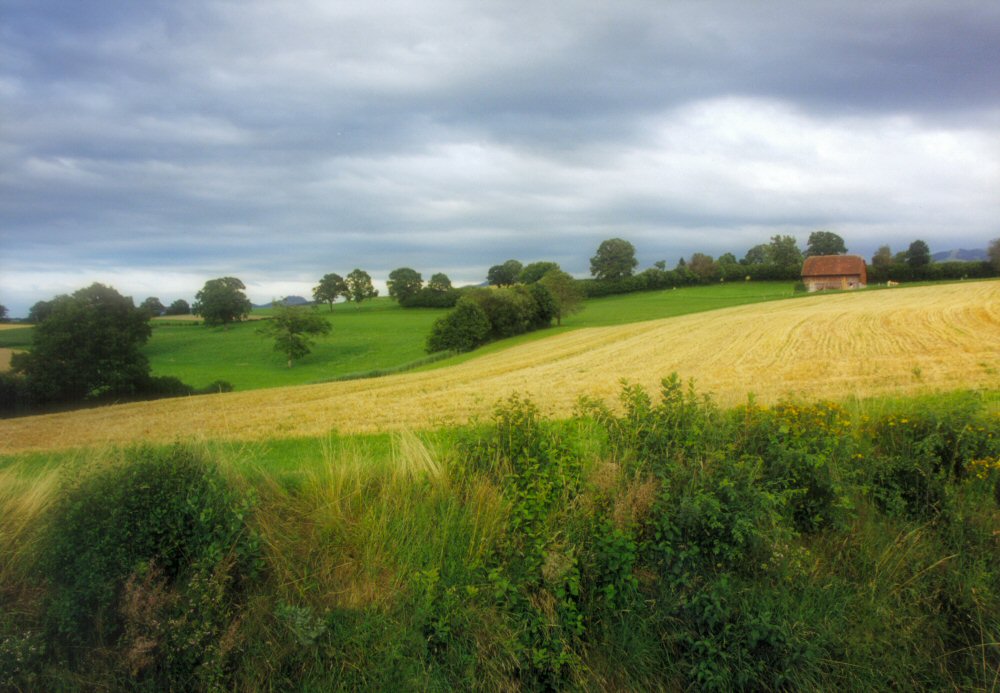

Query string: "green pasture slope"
[[143, 298, 448, 391], [141, 281, 795, 391]]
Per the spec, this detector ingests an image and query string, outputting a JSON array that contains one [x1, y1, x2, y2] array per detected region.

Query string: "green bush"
[[732, 401, 854, 532], [581, 374, 721, 472], [37, 445, 260, 688], [426, 298, 491, 353]]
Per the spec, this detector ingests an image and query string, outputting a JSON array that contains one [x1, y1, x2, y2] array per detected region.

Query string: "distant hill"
[[253, 295, 312, 308], [932, 248, 986, 262]]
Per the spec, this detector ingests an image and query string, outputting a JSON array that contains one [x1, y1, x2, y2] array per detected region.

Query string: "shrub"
[[37, 445, 260, 688], [400, 286, 461, 308], [460, 396, 585, 688], [0, 372, 33, 415], [732, 401, 854, 533], [426, 299, 491, 353], [864, 394, 998, 520]]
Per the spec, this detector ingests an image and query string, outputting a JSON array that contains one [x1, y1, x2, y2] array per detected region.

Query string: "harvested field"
[[2, 281, 998, 453]]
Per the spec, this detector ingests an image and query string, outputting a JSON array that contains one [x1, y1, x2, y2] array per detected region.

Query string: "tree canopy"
[[140, 297, 165, 316], [165, 299, 191, 316], [0, 304, 7, 322], [590, 238, 637, 281], [313, 273, 349, 311], [519, 261, 559, 284], [387, 267, 423, 302], [871, 245, 892, 271], [427, 273, 452, 292], [12, 283, 152, 403], [426, 299, 491, 353], [742, 244, 769, 265], [28, 300, 53, 324], [258, 304, 331, 368], [768, 235, 803, 271], [345, 269, 378, 304], [487, 259, 523, 287], [193, 277, 252, 328], [805, 231, 847, 257], [688, 253, 717, 281], [905, 240, 931, 268], [989, 238, 1000, 272], [538, 268, 584, 325]]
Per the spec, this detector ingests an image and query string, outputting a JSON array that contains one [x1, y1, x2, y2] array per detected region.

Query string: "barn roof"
[[802, 255, 867, 277]]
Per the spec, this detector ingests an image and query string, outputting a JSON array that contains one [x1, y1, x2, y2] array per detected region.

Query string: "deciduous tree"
[[427, 273, 452, 292], [140, 297, 165, 316], [345, 269, 378, 305], [871, 245, 892, 271], [28, 300, 53, 323], [538, 269, 584, 325], [805, 231, 847, 257], [688, 253, 717, 281], [519, 261, 559, 284], [12, 283, 152, 402], [487, 259, 523, 287], [426, 299, 490, 353], [742, 244, 769, 265], [193, 277, 252, 328], [165, 299, 191, 316], [989, 238, 1000, 272], [387, 267, 423, 302], [768, 235, 803, 271], [905, 240, 931, 268], [258, 304, 331, 368], [313, 273, 348, 311], [590, 238, 637, 281], [0, 304, 7, 322]]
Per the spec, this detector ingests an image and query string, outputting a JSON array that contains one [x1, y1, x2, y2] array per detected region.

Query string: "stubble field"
[[1, 281, 997, 453]]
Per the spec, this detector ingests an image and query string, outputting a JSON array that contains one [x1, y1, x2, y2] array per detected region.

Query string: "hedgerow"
[[2, 382, 998, 690]]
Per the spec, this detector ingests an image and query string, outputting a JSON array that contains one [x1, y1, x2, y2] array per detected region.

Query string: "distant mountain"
[[253, 295, 312, 308], [932, 248, 987, 262]]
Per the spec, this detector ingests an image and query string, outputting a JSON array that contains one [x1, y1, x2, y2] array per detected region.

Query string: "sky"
[[2, 0, 999, 316]]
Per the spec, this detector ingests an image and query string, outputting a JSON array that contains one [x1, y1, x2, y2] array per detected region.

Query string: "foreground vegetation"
[[2, 382, 998, 690]]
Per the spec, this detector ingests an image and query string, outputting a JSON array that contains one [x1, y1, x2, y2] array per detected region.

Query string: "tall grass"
[[2, 383, 999, 690]]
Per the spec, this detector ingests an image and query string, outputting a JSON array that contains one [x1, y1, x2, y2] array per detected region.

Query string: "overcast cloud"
[[2, 0, 999, 315]]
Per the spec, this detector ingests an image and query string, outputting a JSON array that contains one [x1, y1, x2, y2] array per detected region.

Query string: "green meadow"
[[138, 281, 796, 391]]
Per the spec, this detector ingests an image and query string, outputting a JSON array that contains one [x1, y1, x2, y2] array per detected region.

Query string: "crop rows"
[[1, 281, 997, 453]]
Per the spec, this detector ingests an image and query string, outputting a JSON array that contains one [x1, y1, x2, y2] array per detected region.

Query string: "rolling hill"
[[1, 281, 997, 453]]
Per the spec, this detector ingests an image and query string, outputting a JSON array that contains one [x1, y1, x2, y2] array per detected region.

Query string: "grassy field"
[[143, 299, 449, 390], [138, 282, 797, 391], [2, 281, 996, 453]]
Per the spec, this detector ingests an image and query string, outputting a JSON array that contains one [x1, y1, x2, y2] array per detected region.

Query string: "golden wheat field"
[[2, 281, 998, 453]]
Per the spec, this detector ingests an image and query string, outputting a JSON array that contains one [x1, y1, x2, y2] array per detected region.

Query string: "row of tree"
[[427, 284, 555, 353], [1, 284, 234, 414]]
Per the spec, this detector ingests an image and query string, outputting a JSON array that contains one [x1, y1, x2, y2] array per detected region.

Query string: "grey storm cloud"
[[1, 0, 999, 314]]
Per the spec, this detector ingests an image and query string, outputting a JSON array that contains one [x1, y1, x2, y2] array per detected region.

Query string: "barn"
[[801, 255, 868, 292]]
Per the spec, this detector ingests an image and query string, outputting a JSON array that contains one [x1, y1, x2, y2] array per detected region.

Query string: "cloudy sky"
[[2, 0, 999, 315]]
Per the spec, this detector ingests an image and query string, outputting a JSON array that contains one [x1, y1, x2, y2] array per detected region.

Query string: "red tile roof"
[[802, 255, 867, 278]]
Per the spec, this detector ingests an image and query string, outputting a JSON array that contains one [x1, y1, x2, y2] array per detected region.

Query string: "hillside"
[[932, 248, 987, 262], [140, 282, 796, 391], [1, 281, 997, 453]]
